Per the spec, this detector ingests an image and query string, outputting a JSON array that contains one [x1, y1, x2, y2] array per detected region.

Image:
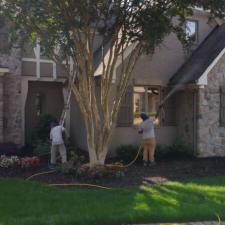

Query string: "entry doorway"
[[25, 81, 64, 143]]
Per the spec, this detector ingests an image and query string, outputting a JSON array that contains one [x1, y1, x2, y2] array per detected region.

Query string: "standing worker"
[[49, 121, 69, 169], [139, 112, 157, 167]]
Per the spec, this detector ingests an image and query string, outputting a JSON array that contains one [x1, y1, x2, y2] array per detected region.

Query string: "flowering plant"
[[20, 156, 40, 168], [0, 155, 40, 168], [0, 155, 20, 168]]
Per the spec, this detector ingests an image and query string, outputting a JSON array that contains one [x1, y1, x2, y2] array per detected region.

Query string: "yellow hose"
[[106, 144, 143, 169], [25, 171, 112, 189], [25, 170, 56, 181], [48, 183, 112, 190]]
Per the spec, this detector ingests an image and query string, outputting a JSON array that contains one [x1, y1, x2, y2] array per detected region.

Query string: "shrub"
[[60, 161, 76, 174], [155, 144, 171, 160], [76, 164, 122, 181], [27, 114, 56, 158], [26, 114, 56, 150], [155, 139, 194, 160], [168, 138, 194, 158], [67, 145, 87, 163], [33, 139, 51, 158], [59, 146, 86, 174], [31, 114, 57, 142], [116, 145, 142, 163], [115, 139, 194, 163]]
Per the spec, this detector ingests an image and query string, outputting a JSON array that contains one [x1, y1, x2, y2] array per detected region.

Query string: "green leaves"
[[1, 0, 225, 57]]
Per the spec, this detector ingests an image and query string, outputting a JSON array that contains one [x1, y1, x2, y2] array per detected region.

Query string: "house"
[[0, 9, 225, 157]]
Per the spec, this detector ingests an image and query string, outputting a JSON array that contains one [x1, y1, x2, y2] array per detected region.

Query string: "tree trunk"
[[87, 127, 111, 167]]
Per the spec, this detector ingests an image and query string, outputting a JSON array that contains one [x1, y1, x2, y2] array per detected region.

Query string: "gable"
[[169, 24, 225, 86]]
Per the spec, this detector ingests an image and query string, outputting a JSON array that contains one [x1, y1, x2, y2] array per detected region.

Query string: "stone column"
[[0, 71, 6, 142]]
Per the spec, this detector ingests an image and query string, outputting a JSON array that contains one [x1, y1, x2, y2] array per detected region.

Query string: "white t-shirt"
[[50, 125, 65, 145], [139, 117, 155, 140]]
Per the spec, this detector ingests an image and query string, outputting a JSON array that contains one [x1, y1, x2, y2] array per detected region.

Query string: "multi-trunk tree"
[[1, 0, 225, 166]]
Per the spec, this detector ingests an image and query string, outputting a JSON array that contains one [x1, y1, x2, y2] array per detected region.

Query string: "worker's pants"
[[143, 138, 156, 162], [50, 143, 67, 164]]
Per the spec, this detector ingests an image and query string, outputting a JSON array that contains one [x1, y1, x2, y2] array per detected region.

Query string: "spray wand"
[[155, 86, 179, 119]]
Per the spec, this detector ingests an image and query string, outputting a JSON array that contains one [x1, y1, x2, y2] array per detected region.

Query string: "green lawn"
[[0, 176, 225, 225]]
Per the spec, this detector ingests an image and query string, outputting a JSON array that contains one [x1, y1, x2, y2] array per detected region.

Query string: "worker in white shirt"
[[49, 121, 69, 169]]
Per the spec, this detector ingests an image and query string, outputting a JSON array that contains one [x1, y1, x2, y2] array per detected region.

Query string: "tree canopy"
[[2, 1, 225, 57]]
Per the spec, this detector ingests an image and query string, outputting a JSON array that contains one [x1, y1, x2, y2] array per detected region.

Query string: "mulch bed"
[[0, 157, 225, 188]]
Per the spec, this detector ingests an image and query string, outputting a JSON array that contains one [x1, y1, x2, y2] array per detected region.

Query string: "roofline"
[[197, 46, 225, 85], [94, 42, 138, 83]]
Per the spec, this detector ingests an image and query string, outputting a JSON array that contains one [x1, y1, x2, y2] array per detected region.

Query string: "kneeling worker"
[[49, 121, 69, 169]]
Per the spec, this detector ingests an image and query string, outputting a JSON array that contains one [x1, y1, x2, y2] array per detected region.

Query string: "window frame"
[[160, 87, 177, 127], [133, 85, 161, 125], [117, 84, 177, 127], [117, 85, 133, 127], [185, 19, 199, 44]]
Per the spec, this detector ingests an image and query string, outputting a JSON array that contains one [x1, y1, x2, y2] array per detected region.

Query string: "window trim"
[[160, 87, 177, 127], [185, 19, 199, 44], [133, 85, 161, 125], [117, 85, 133, 127]]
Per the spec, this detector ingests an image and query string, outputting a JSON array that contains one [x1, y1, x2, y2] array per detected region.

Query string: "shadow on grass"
[[129, 177, 225, 224]]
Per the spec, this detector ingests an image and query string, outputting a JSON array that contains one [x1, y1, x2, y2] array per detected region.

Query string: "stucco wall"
[[70, 95, 87, 150], [110, 126, 177, 154], [197, 53, 225, 157], [131, 10, 214, 86]]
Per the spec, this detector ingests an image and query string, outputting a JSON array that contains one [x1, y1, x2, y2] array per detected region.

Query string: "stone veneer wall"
[[0, 46, 23, 146], [0, 75, 4, 142], [176, 90, 197, 152], [197, 53, 225, 157]]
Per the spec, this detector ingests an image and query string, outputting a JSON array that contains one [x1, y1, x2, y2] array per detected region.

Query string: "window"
[[117, 85, 177, 127], [35, 93, 42, 116], [185, 20, 198, 43], [133, 86, 160, 125], [117, 86, 133, 127]]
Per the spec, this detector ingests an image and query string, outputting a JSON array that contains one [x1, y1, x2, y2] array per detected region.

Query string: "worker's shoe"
[[143, 160, 148, 167], [148, 161, 156, 167], [48, 163, 57, 170]]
